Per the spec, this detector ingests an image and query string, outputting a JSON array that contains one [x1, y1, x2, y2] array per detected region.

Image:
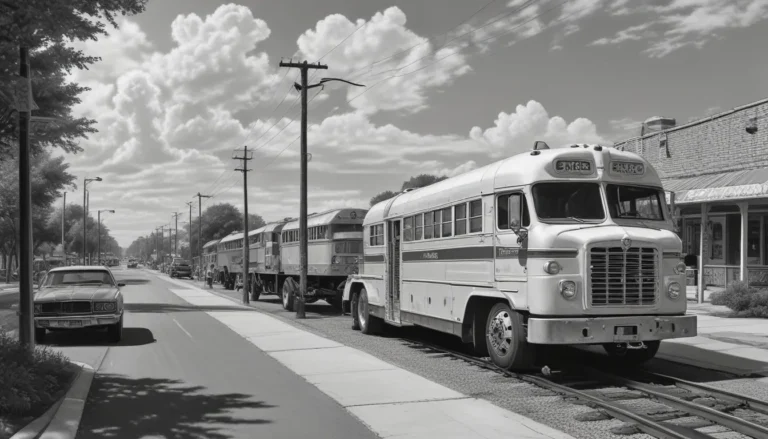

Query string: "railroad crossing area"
[[157, 270, 768, 439]]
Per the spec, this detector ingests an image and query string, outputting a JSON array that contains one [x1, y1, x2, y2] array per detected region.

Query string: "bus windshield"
[[606, 184, 664, 220], [532, 182, 605, 222]]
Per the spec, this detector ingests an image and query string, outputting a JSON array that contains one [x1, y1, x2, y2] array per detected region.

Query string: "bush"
[[710, 281, 768, 318], [0, 333, 76, 418]]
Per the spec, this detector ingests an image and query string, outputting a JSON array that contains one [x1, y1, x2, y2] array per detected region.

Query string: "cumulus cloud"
[[469, 100, 607, 157], [296, 7, 472, 114]]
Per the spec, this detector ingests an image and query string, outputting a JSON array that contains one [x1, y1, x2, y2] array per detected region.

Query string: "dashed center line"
[[172, 317, 194, 341]]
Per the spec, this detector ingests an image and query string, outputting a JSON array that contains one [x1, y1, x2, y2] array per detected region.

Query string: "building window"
[[404, 217, 413, 242], [414, 214, 423, 240], [469, 200, 483, 233], [369, 224, 384, 246], [455, 203, 467, 236], [442, 207, 452, 237]]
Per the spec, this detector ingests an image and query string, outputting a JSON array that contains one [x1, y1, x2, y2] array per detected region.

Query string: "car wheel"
[[35, 327, 46, 344], [108, 315, 123, 343]]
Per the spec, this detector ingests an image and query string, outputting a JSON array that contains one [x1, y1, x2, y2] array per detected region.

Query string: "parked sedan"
[[33, 266, 125, 343]]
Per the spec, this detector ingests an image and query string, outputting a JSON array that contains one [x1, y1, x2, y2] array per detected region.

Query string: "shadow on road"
[[77, 374, 274, 438], [125, 303, 258, 314], [43, 327, 156, 347]]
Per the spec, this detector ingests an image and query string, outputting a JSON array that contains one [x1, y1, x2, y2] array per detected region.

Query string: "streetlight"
[[83, 177, 102, 264], [97, 210, 115, 266]]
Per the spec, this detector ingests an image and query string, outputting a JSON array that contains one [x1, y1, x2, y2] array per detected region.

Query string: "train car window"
[[497, 193, 530, 229], [414, 214, 423, 240], [404, 217, 413, 242], [469, 200, 483, 233], [442, 207, 452, 237], [455, 203, 467, 235], [424, 212, 434, 239]]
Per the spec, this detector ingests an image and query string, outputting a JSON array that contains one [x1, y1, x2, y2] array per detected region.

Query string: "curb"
[[10, 355, 104, 439], [657, 340, 768, 377]]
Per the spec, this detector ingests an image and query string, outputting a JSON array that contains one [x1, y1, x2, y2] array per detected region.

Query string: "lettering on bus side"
[[496, 247, 519, 259]]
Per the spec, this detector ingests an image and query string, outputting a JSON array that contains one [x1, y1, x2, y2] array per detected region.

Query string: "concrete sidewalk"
[[157, 274, 576, 439]]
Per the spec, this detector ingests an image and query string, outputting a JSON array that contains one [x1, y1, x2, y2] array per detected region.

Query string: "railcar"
[[202, 239, 220, 273], [343, 141, 697, 370], [249, 220, 290, 299], [279, 208, 367, 311], [216, 232, 245, 290]]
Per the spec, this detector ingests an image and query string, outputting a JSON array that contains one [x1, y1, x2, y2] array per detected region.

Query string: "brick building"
[[614, 97, 768, 298]]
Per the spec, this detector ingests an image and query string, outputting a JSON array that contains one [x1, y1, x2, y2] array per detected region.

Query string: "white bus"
[[343, 141, 696, 370], [280, 208, 367, 311]]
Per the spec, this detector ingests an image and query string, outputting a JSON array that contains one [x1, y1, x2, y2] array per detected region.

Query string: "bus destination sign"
[[611, 161, 645, 175], [554, 159, 593, 175]]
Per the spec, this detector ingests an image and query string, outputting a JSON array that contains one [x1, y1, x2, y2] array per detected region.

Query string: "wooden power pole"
[[17, 46, 33, 349], [233, 145, 253, 304], [172, 212, 181, 256], [195, 192, 211, 280]]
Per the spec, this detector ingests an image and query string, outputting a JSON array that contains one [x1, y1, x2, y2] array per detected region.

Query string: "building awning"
[[663, 168, 768, 205]]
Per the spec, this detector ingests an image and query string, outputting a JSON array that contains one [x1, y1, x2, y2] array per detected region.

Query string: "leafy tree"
[[0, 0, 148, 156], [369, 174, 448, 207]]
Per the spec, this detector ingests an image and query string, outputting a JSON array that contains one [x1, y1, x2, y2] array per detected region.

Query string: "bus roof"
[[202, 239, 221, 248], [366, 145, 661, 224], [282, 208, 367, 231]]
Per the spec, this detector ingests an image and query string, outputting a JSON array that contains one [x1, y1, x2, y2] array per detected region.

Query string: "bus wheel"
[[603, 341, 660, 366], [282, 277, 297, 311], [486, 302, 533, 370], [352, 288, 381, 334]]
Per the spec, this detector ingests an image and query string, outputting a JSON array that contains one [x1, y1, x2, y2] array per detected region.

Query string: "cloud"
[[469, 100, 607, 158], [296, 7, 472, 114]]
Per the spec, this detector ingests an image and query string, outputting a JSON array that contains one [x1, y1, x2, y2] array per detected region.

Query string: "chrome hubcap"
[[357, 292, 368, 329], [488, 310, 513, 357]]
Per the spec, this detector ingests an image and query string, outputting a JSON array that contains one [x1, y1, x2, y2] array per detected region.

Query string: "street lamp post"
[[83, 177, 102, 264], [97, 210, 115, 266]]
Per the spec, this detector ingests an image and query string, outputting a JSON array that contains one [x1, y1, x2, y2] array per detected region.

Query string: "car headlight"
[[94, 301, 117, 312], [674, 261, 687, 275], [667, 282, 681, 300], [559, 280, 577, 300], [543, 261, 561, 275]]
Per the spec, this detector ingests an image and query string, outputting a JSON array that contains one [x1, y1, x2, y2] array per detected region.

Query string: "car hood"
[[34, 286, 119, 302]]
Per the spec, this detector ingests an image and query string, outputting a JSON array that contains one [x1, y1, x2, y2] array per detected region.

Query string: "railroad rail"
[[401, 336, 768, 439]]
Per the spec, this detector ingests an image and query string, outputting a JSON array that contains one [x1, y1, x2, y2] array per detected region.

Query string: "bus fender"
[[461, 289, 526, 339]]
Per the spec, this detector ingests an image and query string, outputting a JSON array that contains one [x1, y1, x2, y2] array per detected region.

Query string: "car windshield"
[[532, 182, 605, 221], [175, 260, 190, 266], [42, 270, 114, 287], [606, 184, 664, 220]]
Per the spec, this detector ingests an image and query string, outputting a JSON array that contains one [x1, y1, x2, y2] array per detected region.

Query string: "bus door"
[[385, 219, 402, 324], [494, 192, 529, 283]]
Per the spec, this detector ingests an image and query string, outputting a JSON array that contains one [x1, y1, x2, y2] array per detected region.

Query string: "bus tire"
[[282, 277, 297, 311], [486, 302, 533, 371], [352, 288, 381, 334], [603, 341, 660, 366], [472, 309, 489, 357], [251, 278, 263, 301]]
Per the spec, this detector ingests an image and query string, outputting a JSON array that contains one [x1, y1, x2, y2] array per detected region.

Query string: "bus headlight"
[[667, 282, 681, 300], [674, 261, 687, 275], [559, 280, 576, 300], [544, 261, 561, 275]]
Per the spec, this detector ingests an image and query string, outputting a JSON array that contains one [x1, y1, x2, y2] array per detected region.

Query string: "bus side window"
[[497, 193, 530, 229]]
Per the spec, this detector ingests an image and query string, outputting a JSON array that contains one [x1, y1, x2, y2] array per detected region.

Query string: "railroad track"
[[400, 336, 768, 439]]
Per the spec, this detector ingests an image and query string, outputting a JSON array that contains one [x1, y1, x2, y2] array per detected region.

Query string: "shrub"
[[710, 281, 768, 318], [0, 333, 75, 418]]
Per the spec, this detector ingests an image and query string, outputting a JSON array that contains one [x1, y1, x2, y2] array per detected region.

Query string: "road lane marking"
[[172, 317, 194, 341]]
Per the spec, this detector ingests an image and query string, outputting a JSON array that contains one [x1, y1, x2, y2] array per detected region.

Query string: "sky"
[[56, 0, 768, 248]]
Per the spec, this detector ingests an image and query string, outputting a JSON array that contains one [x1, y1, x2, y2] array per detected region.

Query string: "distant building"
[[614, 97, 768, 291]]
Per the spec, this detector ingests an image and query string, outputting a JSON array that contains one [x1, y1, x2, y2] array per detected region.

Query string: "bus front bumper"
[[526, 315, 697, 345]]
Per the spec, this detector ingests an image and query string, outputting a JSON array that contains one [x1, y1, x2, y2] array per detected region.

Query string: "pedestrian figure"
[[206, 264, 214, 289]]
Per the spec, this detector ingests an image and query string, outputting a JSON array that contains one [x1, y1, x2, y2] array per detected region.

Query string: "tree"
[[369, 174, 448, 207], [0, 0, 148, 157]]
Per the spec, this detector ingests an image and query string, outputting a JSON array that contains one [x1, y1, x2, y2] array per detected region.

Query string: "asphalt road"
[[42, 266, 378, 439]]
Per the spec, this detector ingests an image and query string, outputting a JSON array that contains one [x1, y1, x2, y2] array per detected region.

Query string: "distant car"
[[170, 259, 192, 279], [33, 266, 125, 343], [127, 259, 138, 268]]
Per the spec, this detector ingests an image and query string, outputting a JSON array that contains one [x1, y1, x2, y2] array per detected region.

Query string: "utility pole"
[[172, 212, 181, 257], [61, 192, 66, 255], [233, 145, 253, 304], [195, 193, 211, 278], [17, 46, 33, 350], [186, 202, 193, 262], [278, 60, 327, 319], [156, 226, 165, 269]]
